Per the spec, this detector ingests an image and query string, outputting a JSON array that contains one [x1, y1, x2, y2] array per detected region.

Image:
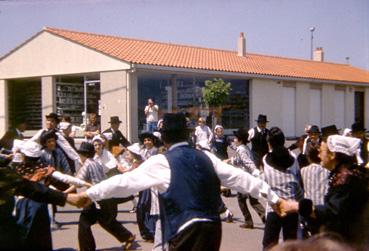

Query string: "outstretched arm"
[[205, 151, 279, 204]]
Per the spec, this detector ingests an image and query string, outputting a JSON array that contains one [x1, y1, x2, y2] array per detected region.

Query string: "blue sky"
[[1, 0, 368, 70]]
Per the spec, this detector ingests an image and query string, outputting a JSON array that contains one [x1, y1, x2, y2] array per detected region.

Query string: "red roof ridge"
[[44, 26, 237, 54], [44, 26, 354, 69], [1, 27, 367, 84]]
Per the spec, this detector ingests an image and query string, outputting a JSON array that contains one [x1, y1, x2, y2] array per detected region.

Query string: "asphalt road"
[[52, 191, 267, 251]]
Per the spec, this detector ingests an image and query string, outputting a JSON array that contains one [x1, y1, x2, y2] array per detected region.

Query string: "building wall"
[[250, 78, 283, 129], [0, 80, 8, 134], [365, 87, 369, 128], [100, 70, 130, 139], [345, 86, 355, 127], [127, 72, 138, 142], [250, 78, 364, 137], [0, 32, 130, 79], [41, 76, 56, 126], [296, 82, 310, 135], [321, 84, 336, 126]]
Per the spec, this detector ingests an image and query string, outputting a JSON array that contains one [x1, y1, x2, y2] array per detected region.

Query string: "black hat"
[[77, 142, 95, 158], [256, 114, 269, 123], [233, 128, 249, 144], [161, 113, 188, 132], [45, 112, 60, 123], [321, 125, 339, 139], [351, 122, 366, 133], [139, 131, 158, 144], [109, 116, 122, 124], [40, 129, 58, 146], [308, 125, 320, 134]]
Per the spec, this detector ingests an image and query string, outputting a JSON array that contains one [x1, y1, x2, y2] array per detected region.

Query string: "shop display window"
[[138, 75, 249, 132]]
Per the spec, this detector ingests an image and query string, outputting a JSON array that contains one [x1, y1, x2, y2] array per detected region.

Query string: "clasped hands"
[[272, 198, 299, 217], [66, 192, 93, 208], [66, 192, 300, 217]]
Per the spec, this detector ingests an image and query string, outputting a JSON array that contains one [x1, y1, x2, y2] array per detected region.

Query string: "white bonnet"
[[92, 135, 105, 144], [15, 140, 42, 158], [327, 135, 361, 156], [127, 143, 141, 156], [342, 128, 352, 137], [153, 131, 161, 140], [12, 139, 25, 153], [214, 125, 224, 132]]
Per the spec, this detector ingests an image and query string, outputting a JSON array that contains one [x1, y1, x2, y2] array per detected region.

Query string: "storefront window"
[[8, 80, 42, 130], [138, 74, 249, 133], [56, 76, 100, 126]]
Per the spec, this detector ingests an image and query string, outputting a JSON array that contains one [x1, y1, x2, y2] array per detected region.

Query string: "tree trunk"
[[216, 106, 222, 124], [211, 106, 222, 128]]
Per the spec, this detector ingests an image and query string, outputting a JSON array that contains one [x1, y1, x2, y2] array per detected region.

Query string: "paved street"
[[52, 192, 266, 251]]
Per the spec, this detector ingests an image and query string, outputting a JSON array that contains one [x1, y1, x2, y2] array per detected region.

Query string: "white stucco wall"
[[249, 78, 283, 130], [296, 82, 310, 136], [100, 71, 130, 140], [345, 87, 355, 128], [365, 87, 369, 128], [0, 31, 130, 79], [321, 84, 336, 126], [41, 76, 56, 126], [0, 80, 8, 134], [127, 72, 138, 142], [250, 78, 364, 137]]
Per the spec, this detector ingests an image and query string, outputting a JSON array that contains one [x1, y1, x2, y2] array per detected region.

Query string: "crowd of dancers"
[[0, 109, 368, 251]]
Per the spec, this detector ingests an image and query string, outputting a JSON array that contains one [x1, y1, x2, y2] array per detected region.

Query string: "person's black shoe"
[[123, 234, 136, 250], [239, 223, 254, 229]]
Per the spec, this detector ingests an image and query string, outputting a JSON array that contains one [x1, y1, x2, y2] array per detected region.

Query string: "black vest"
[[211, 136, 229, 160], [159, 145, 221, 242], [251, 127, 269, 155]]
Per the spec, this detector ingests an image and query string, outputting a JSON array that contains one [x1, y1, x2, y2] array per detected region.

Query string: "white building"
[[1, 27, 369, 140]]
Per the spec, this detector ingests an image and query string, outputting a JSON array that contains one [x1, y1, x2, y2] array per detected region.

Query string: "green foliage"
[[203, 78, 231, 107]]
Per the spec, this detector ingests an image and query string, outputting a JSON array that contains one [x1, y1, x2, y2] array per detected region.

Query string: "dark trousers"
[[169, 221, 222, 251], [218, 198, 227, 214], [237, 193, 265, 224], [78, 199, 133, 251], [262, 212, 299, 250], [16, 198, 52, 251]]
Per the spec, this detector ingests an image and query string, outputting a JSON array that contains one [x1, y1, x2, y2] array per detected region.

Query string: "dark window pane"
[[138, 75, 249, 132]]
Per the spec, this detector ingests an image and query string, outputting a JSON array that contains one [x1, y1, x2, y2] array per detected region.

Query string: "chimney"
[[313, 47, 324, 62], [238, 32, 246, 57]]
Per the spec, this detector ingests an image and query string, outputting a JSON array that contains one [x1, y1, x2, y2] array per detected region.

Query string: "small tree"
[[203, 78, 231, 126]]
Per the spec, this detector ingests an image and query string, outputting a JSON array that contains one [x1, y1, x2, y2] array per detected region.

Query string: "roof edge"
[[43, 28, 132, 66], [44, 26, 356, 69], [0, 30, 45, 62], [133, 63, 369, 86]]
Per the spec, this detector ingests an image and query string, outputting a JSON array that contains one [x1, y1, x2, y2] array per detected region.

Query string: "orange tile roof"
[[44, 27, 369, 84]]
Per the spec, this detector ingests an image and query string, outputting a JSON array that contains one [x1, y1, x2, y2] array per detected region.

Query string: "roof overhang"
[[132, 63, 369, 87]]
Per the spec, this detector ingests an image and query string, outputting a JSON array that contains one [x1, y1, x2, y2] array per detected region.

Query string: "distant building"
[[1, 27, 369, 140]]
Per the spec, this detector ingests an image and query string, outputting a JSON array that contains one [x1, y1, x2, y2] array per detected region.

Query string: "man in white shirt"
[[72, 113, 286, 251], [248, 114, 270, 170], [144, 98, 159, 132]]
